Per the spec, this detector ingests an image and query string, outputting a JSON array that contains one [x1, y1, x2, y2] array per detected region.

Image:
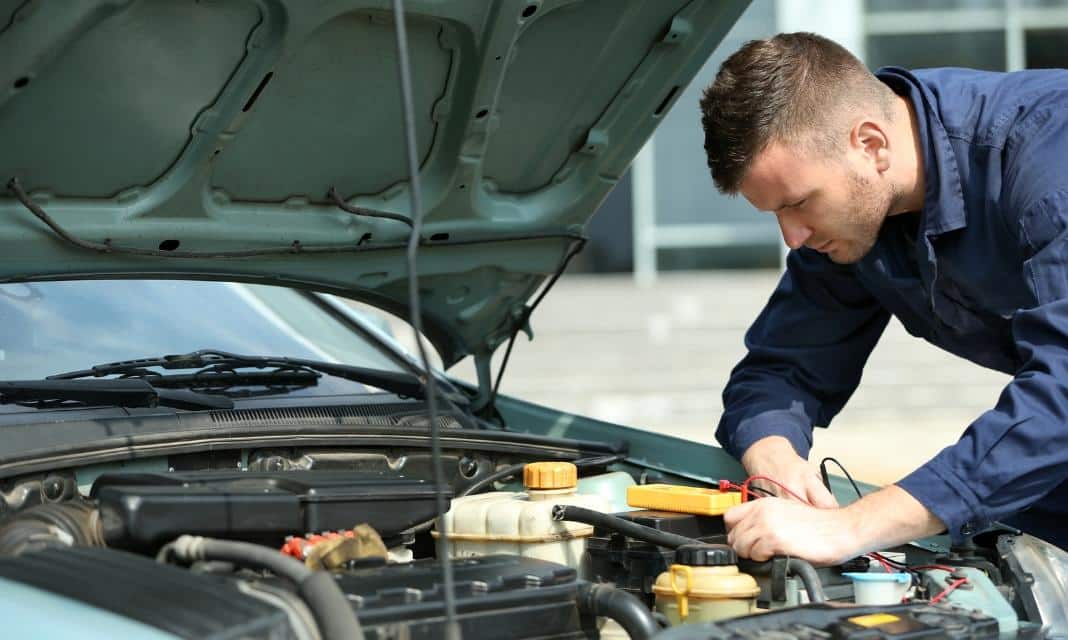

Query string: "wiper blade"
[[0, 379, 234, 411], [143, 369, 321, 399], [48, 349, 427, 399]]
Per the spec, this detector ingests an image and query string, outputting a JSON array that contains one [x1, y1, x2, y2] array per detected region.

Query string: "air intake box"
[[92, 470, 448, 550]]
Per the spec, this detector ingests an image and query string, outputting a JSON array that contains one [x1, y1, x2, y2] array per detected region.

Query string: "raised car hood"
[[0, 0, 746, 370]]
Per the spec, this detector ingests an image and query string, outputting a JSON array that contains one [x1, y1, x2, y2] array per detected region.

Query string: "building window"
[[1025, 27, 1068, 67], [867, 31, 1006, 70], [864, 0, 1068, 72]]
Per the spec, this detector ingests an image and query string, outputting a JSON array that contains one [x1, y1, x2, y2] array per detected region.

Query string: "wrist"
[[741, 436, 801, 470], [835, 503, 867, 559]]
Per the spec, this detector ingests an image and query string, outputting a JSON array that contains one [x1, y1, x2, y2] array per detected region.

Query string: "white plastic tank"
[[438, 461, 613, 573]]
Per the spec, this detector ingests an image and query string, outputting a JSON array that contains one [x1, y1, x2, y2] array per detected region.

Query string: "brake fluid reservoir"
[[439, 462, 612, 573], [653, 545, 760, 625]]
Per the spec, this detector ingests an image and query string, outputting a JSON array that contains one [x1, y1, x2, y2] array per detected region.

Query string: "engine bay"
[[0, 440, 1059, 640]]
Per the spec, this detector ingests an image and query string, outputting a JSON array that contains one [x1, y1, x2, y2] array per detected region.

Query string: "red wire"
[[725, 478, 921, 582], [742, 475, 810, 503], [723, 478, 951, 589], [867, 553, 896, 573], [930, 578, 968, 603]]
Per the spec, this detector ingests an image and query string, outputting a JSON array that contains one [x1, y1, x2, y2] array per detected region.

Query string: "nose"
[[776, 213, 813, 250]]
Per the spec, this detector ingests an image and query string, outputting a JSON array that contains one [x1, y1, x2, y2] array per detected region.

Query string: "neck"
[[889, 95, 925, 216]]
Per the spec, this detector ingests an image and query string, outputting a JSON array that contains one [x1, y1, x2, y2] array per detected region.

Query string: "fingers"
[[806, 473, 840, 509], [726, 500, 782, 561], [723, 500, 754, 530]]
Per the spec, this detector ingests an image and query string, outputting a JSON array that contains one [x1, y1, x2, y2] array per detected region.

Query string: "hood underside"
[[0, 0, 746, 367]]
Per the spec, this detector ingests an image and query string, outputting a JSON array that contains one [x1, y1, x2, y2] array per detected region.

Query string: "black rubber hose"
[[165, 536, 364, 640], [457, 462, 525, 498], [299, 571, 364, 640], [786, 558, 827, 603], [551, 505, 701, 549], [740, 557, 827, 603], [0, 501, 103, 556], [578, 583, 659, 640], [457, 454, 627, 498]]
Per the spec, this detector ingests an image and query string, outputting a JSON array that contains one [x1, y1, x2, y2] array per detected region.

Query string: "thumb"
[[805, 473, 839, 509]]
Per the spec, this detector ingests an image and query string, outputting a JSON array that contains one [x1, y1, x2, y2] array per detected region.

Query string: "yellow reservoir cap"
[[524, 461, 577, 489], [627, 484, 742, 516]]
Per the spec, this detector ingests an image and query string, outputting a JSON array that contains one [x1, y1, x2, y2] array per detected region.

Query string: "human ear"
[[853, 120, 891, 173]]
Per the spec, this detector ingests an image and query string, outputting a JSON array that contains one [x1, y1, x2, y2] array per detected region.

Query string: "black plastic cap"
[[674, 544, 736, 566]]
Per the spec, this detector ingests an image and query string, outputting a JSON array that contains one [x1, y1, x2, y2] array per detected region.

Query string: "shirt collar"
[[876, 67, 967, 237]]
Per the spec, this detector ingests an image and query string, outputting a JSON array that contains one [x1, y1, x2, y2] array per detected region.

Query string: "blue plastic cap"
[[842, 572, 911, 584]]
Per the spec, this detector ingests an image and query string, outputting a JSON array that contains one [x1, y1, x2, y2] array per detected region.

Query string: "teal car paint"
[[0, 577, 178, 639], [0, 0, 748, 384]]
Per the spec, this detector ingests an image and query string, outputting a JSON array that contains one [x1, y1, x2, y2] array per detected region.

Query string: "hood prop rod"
[[475, 236, 587, 416]]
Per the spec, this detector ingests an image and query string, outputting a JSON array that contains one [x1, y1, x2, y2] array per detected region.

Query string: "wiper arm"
[[48, 349, 428, 399], [0, 379, 234, 411], [143, 369, 321, 399]]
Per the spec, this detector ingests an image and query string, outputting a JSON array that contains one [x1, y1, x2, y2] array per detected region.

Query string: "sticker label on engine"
[[848, 614, 902, 628]]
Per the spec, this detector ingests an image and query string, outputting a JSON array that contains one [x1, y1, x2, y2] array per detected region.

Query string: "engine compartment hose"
[[551, 505, 701, 549], [0, 501, 104, 556], [787, 558, 827, 603], [298, 570, 365, 640], [786, 558, 826, 603], [739, 557, 827, 604], [578, 583, 659, 640], [163, 536, 364, 640]]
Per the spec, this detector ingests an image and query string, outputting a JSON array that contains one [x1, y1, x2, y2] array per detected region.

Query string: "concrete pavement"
[[384, 271, 1010, 486]]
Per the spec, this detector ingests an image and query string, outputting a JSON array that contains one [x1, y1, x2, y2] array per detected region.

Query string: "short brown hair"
[[700, 32, 893, 194]]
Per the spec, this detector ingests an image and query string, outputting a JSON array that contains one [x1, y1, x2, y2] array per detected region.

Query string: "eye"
[[790, 199, 807, 209]]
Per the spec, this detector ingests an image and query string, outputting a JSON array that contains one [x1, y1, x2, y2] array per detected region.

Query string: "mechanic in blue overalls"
[[699, 32, 1068, 562]]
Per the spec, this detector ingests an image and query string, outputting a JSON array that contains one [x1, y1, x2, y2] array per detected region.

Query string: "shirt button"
[[960, 522, 975, 536]]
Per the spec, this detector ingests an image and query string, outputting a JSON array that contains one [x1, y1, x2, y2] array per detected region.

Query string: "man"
[[700, 32, 1068, 564]]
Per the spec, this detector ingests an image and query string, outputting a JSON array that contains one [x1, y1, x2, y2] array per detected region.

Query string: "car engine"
[[0, 449, 1058, 640]]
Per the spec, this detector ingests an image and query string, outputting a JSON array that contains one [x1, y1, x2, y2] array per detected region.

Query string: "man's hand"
[[724, 498, 860, 565], [724, 485, 947, 565], [740, 436, 838, 508]]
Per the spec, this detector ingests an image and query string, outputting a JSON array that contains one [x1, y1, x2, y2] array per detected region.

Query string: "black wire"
[[405, 454, 626, 536], [819, 456, 864, 500], [389, 2, 458, 637], [7, 176, 581, 259], [488, 238, 586, 407], [327, 186, 414, 228], [456, 453, 626, 498], [747, 485, 776, 498]]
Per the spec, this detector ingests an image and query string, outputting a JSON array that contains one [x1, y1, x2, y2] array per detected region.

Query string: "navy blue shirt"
[[716, 66, 1068, 545]]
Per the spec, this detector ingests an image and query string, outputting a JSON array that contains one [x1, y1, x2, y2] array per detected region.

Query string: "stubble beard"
[[830, 171, 897, 265]]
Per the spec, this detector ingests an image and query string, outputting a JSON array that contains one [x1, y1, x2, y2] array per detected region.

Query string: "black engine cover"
[[653, 602, 1002, 640], [92, 470, 447, 550], [337, 554, 596, 640]]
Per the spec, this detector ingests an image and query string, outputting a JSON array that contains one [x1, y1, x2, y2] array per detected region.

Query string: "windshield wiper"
[[0, 379, 234, 410], [144, 369, 321, 398], [47, 349, 430, 400]]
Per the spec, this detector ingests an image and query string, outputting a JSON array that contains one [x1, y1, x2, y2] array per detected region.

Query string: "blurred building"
[[575, 0, 1068, 282]]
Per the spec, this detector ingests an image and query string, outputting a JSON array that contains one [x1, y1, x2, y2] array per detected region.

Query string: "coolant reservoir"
[[439, 461, 612, 573], [653, 544, 761, 625]]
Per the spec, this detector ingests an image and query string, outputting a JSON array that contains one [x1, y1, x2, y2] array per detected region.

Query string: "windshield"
[[0, 280, 405, 394]]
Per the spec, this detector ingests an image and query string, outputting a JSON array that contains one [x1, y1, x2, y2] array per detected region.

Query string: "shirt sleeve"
[[716, 247, 890, 460], [898, 97, 1068, 543]]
